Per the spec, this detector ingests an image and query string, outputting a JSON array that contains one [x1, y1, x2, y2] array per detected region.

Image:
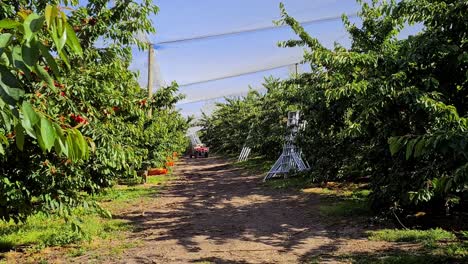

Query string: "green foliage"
[[0, 211, 130, 252], [318, 187, 372, 217], [367, 228, 467, 263], [0, 0, 188, 223], [95, 176, 172, 203], [0, 173, 171, 253], [200, 0, 468, 216], [319, 200, 371, 217], [337, 253, 458, 264], [0, 5, 88, 160], [368, 228, 456, 243], [234, 156, 275, 174], [199, 79, 295, 158]]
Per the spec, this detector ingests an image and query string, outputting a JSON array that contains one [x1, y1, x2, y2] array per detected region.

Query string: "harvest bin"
[[147, 168, 168, 176]]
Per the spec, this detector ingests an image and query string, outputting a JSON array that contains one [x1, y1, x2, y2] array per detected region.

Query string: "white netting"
[[129, 0, 363, 115]]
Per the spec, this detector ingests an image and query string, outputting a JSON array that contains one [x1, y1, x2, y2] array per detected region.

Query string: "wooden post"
[[147, 43, 154, 118]]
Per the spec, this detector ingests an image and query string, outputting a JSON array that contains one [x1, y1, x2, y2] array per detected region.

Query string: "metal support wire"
[[156, 13, 358, 45], [179, 61, 302, 87]]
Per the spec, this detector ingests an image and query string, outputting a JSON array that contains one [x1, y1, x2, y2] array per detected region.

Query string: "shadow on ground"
[[110, 157, 418, 263]]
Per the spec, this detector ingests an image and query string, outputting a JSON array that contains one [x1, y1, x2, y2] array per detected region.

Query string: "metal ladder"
[[264, 111, 310, 181]]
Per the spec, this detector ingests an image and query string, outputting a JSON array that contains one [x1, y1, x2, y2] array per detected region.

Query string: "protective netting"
[[129, 0, 363, 114]]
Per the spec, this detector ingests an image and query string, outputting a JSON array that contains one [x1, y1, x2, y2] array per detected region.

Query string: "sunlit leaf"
[[40, 117, 56, 151]]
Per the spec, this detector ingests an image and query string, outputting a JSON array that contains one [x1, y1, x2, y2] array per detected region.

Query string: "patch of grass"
[[234, 156, 275, 174], [310, 185, 372, 217], [0, 212, 130, 252], [352, 189, 371, 199], [263, 178, 373, 217], [265, 176, 314, 189], [367, 228, 468, 262], [0, 174, 175, 257], [312, 240, 467, 264], [444, 241, 468, 257], [302, 185, 369, 198], [368, 228, 456, 243], [337, 253, 455, 264], [96, 175, 172, 202], [319, 199, 371, 217], [109, 240, 138, 255], [68, 247, 87, 257]]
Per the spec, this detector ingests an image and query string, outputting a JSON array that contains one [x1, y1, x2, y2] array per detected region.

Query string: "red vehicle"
[[190, 143, 209, 158]]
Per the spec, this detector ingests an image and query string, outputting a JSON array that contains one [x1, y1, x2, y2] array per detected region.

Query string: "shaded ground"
[[64, 156, 417, 264], [7, 157, 426, 263]]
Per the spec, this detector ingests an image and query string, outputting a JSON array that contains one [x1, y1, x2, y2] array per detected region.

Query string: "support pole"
[[147, 43, 154, 118]]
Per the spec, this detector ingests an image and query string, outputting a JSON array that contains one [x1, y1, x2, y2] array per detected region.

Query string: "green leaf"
[[0, 52, 10, 66], [53, 122, 64, 137], [0, 134, 8, 155], [23, 13, 45, 42], [413, 137, 426, 158], [12, 45, 31, 79], [34, 64, 55, 90], [21, 101, 39, 137], [44, 5, 53, 28], [22, 40, 40, 68], [69, 129, 88, 160], [0, 139, 4, 155], [36, 130, 46, 151], [40, 117, 56, 151], [66, 132, 76, 161], [0, 110, 11, 130], [15, 124, 24, 151], [53, 123, 67, 156], [38, 42, 60, 77], [65, 24, 83, 56], [406, 138, 417, 160], [0, 33, 13, 55], [50, 24, 62, 53], [54, 135, 67, 156], [0, 65, 24, 104], [0, 19, 21, 29], [57, 26, 67, 51], [76, 131, 89, 159], [58, 50, 70, 68], [388, 137, 403, 156]]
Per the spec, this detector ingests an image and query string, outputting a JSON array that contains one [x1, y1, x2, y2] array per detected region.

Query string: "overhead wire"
[[149, 9, 357, 106], [178, 61, 302, 87], [156, 13, 358, 45], [174, 30, 349, 99], [177, 62, 305, 104], [177, 88, 263, 106]]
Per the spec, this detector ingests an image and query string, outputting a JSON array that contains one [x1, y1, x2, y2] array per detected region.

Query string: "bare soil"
[[22, 157, 420, 263]]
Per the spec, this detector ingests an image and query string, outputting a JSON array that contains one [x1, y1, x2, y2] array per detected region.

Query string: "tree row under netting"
[[199, 0, 468, 218]]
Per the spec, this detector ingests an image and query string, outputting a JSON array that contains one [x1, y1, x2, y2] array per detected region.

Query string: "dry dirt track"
[[81, 157, 414, 264]]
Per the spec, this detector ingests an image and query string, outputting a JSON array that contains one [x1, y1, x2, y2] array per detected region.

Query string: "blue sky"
[[126, 0, 364, 117], [113, 1, 419, 117]]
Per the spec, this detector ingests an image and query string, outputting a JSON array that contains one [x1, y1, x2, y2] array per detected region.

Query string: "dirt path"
[[78, 157, 414, 263]]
